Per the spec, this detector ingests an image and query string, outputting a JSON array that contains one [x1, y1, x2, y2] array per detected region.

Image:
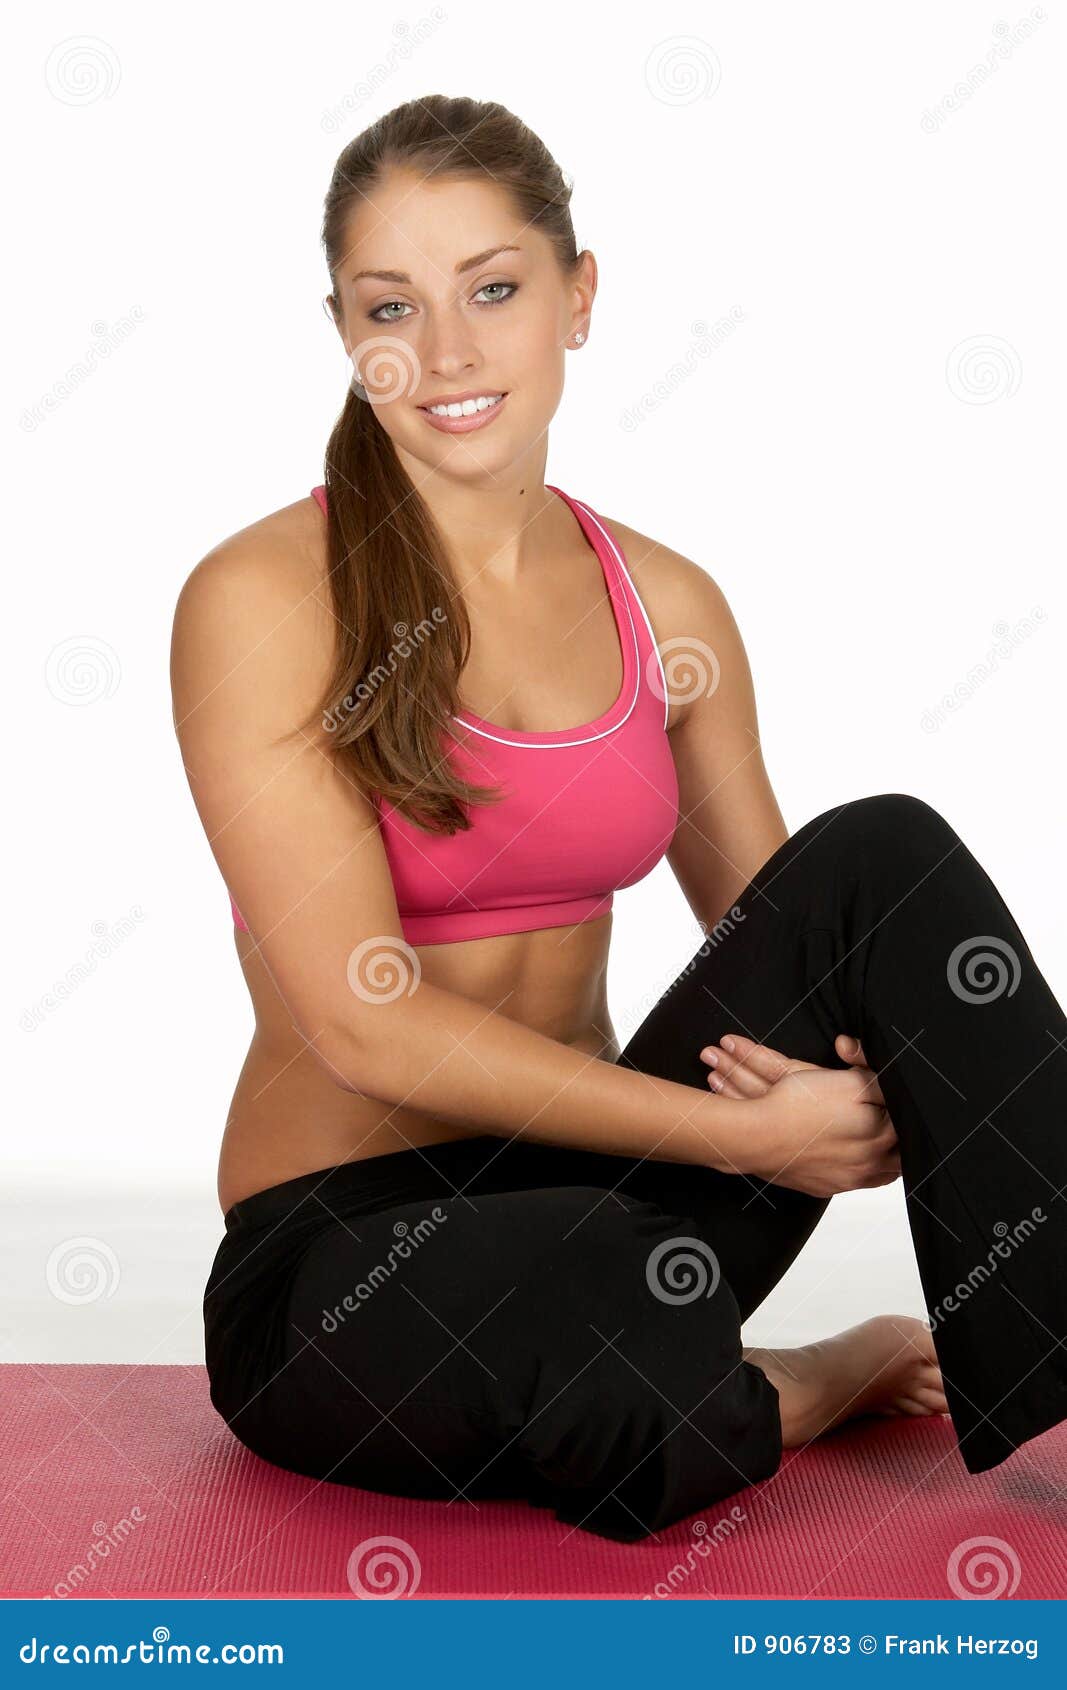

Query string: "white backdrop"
[[5, 2, 1063, 1359]]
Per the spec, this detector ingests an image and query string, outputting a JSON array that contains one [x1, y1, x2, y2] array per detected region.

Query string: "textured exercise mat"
[[1, 1365, 1064, 1599]]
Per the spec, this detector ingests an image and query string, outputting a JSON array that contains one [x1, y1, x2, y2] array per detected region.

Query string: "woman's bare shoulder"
[[171, 491, 334, 731], [180, 491, 327, 603], [600, 513, 732, 636]]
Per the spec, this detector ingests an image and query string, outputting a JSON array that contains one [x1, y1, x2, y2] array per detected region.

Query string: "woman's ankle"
[[744, 1342, 819, 1447]]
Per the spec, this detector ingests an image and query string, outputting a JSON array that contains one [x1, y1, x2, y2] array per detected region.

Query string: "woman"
[[171, 94, 1067, 1544]]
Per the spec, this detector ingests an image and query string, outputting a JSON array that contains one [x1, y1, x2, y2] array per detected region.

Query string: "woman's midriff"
[[216, 912, 619, 1215]]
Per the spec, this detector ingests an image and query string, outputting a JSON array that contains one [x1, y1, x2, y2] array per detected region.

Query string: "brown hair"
[[303, 94, 581, 833]]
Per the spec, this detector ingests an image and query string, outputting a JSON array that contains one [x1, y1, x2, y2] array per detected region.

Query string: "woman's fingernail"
[[721, 1036, 735, 1053], [705, 1050, 718, 1067], [709, 1073, 722, 1090]]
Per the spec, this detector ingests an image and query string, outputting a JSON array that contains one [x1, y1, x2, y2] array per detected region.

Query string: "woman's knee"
[[802, 793, 959, 885], [846, 791, 955, 837]]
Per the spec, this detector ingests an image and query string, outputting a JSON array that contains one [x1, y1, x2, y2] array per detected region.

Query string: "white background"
[[5, 1, 1063, 1361]]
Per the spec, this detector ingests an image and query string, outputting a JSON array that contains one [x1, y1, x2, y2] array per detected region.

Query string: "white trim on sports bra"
[[570, 498, 670, 733], [451, 495, 669, 748]]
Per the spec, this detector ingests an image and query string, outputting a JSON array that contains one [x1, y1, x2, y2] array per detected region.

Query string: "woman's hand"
[[700, 1031, 884, 1105], [697, 1031, 900, 1198], [739, 1065, 901, 1199]]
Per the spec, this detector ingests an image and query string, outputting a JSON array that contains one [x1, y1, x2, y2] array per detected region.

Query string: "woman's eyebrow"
[[350, 243, 523, 285]]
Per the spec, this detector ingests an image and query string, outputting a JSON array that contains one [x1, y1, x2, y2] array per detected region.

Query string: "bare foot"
[[745, 1314, 950, 1448]]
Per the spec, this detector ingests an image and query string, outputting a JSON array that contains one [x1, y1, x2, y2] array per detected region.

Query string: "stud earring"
[[573, 331, 585, 345]]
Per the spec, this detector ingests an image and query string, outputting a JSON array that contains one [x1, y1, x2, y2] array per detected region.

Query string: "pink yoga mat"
[[2, 1365, 1064, 1599]]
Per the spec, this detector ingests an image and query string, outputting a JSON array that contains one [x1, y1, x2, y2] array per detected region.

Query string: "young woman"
[[172, 94, 1067, 1543]]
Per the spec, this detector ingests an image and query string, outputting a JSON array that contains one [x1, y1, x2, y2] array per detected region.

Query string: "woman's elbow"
[[309, 1005, 414, 1099]]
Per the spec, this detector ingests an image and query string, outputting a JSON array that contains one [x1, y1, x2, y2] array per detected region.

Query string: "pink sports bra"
[[228, 483, 679, 946]]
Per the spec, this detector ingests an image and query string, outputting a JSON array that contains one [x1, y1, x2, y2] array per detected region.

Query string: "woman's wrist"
[[686, 1090, 766, 1176]]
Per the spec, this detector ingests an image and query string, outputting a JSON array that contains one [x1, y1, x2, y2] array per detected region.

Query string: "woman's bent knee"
[[796, 793, 959, 892]]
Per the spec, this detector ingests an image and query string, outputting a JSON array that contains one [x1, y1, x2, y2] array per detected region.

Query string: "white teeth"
[[425, 393, 504, 418]]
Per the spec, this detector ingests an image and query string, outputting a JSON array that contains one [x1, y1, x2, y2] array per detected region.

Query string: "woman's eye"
[[473, 282, 518, 305], [368, 282, 517, 323]]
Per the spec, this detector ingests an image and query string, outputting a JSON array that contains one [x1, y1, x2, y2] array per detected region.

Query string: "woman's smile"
[[417, 390, 510, 433]]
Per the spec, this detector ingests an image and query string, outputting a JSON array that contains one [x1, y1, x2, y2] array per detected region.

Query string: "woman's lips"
[[417, 393, 509, 434]]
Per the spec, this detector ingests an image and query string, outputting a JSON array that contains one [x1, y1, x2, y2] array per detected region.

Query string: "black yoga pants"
[[203, 793, 1067, 1543]]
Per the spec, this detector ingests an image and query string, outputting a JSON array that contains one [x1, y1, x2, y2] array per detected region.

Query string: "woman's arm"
[[170, 525, 754, 1174], [328, 978, 749, 1170], [604, 518, 790, 927], [662, 560, 790, 929]]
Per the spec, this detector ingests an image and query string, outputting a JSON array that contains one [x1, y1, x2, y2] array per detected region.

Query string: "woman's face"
[[330, 169, 596, 484]]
